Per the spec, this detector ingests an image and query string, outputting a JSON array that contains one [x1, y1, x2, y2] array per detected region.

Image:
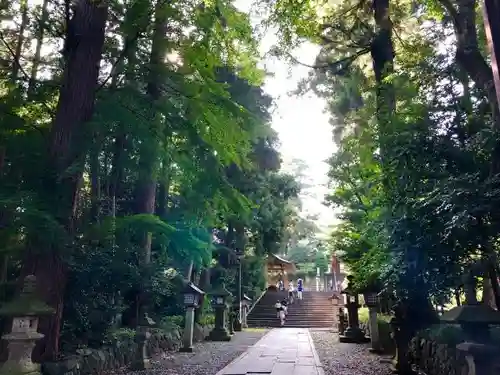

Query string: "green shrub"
[[104, 327, 136, 344], [199, 313, 215, 326], [159, 315, 184, 331]]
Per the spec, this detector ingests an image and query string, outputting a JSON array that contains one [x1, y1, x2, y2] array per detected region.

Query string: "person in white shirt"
[[288, 281, 294, 304], [274, 300, 285, 325]]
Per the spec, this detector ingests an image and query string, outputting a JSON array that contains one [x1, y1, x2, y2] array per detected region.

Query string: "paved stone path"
[[215, 328, 323, 375]]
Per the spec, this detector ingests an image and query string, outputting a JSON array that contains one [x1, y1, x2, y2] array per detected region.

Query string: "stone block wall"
[[409, 336, 467, 375], [42, 324, 214, 375]]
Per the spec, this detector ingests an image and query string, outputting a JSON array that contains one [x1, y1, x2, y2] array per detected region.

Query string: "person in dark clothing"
[[281, 298, 288, 316]]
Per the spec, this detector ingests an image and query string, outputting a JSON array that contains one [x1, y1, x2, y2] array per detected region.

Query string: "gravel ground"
[[310, 329, 393, 375], [115, 329, 268, 375]]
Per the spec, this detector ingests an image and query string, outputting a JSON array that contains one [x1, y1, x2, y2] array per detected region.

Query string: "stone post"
[[0, 275, 54, 375], [241, 295, 251, 329], [368, 307, 382, 353], [338, 307, 346, 335], [389, 303, 413, 374], [130, 312, 155, 370], [228, 309, 235, 335], [233, 303, 242, 332], [180, 307, 195, 352], [364, 291, 382, 353], [241, 304, 248, 328]]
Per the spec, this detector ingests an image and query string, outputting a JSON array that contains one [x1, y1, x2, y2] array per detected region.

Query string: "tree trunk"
[[132, 0, 170, 320], [194, 267, 211, 323], [90, 141, 101, 223], [482, 275, 496, 309], [439, 1, 500, 303], [185, 261, 194, 282], [11, 0, 28, 82], [487, 260, 500, 309], [438, 0, 500, 164], [371, 0, 395, 152], [133, 0, 169, 262], [28, 0, 49, 97], [371, 0, 437, 355], [156, 161, 171, 218], [23, 0, 108, 361], [482, 0, 500, 110], [454, 288, 462, 306]]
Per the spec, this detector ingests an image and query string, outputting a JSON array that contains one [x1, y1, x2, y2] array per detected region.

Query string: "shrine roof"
[[267, 253, 295, 265]]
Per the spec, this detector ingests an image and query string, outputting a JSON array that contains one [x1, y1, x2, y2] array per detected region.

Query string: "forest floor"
[[115, 329, 268, 375], [309, 329, 393, 375]]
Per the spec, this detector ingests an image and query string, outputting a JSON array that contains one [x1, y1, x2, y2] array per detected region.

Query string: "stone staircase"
[[246, 290, 338, 328]]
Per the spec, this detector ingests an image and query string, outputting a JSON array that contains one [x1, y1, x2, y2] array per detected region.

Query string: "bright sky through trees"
[[235, 0, 338, 233]]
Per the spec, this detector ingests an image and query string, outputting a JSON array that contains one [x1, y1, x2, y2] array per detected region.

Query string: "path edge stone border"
[[307, 329, 325, 375]]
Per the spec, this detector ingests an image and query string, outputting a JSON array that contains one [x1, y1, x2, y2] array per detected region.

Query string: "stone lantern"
[[363, 291, 382, 353], [207, 285, 232, 341], [0, 275, 54, 375], [240, 294, 252, 329], [441, 271, 500, 342], [129, 310, 156, 371], [180, 282, 205, 352], [440, 271, 500, 374], [339, 275, 369, 343]]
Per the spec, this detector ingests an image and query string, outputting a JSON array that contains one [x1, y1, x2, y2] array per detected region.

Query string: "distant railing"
[[246, 289, 267, 316]]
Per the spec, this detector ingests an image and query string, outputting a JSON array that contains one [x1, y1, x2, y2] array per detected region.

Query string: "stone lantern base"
[[0, 331, 44, 375], [234, 319, 242, 332], [208, 326, 231, 341], [0, 362, 42, 375], [0, 360, 42, 375], [339, 326, 369, 343]]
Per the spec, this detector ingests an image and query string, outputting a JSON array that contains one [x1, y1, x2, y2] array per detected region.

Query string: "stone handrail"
[[246, 290, 267, 316]]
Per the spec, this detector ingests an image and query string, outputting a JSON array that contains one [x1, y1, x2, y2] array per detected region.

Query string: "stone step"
[[246, 289, 339, 329], [249, 310, 338, 316], [247, 322, 335, 328], [248, 318, 337, 324]]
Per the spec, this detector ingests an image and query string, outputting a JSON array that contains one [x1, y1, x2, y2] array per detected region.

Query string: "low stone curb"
[[42, 324, 214, 375]]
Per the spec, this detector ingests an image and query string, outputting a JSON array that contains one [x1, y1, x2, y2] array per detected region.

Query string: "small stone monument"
[[0, 275, 54, 375], [129, 310, 155, 370]]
